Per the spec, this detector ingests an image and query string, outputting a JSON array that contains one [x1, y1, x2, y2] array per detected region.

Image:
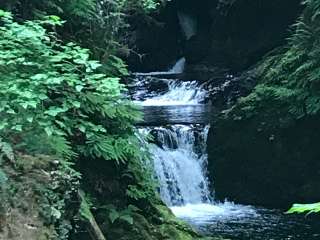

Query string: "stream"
[[130, 60, 320, 240]]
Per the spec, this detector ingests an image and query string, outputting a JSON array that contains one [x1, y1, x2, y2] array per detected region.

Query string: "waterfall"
[[142, 125, 211, 206], [141, 80, 207, 106], [134, 57, 186, 76], [178, 12, 197, 40], [169, 57, 186, 73], [134, 61, 211, 205]]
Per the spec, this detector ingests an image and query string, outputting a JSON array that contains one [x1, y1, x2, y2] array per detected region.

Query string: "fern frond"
[[0, 138, 14, 162]]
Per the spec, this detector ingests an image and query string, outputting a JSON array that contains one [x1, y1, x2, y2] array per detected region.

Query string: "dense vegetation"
[[228, 0, 320, 122], [0, 1, 215, 240]]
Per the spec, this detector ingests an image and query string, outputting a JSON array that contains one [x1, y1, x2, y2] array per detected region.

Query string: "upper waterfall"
[[134, 57, 186, 76], [178, 12, 197, 40], [141, 80, 207, 106], [169, 57, 186, 74], [131, 57, 207, 106]]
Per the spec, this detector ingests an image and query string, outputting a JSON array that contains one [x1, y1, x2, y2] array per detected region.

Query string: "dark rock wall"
[[208, 113, 320, 209], [126, 1, 183, 72], [184, 0, 303, 72], [127, 0, 303, 73]]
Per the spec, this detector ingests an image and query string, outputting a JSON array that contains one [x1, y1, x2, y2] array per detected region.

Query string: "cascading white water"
[[132, 57, 208, 106], [142, 124, 258, 222], [141, 80, 207, 106], [134, 58, 260, 228], [169, 57, 186, 73], [178, 12, 197, 40], [145, 125, 211, 206]]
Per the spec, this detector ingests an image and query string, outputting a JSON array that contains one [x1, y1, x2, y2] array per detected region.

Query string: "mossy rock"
[[0, 154, 79, 240], [0, 155, 55, 240], [106, 203, 224, 240]]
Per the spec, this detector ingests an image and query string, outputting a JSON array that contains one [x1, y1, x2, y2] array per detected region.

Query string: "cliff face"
[[208, 112, 320, 208], [207, 0, 320, 209], [184, 0, 303, 71], [128, 0, 302, 73]]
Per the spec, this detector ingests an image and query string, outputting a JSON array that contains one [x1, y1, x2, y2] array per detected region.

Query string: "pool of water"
[[171, 203, 320, 240], [140, 105, 211, 125]]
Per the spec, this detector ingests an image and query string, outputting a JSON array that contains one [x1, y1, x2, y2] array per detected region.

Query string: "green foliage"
[[124, 0, 165, 13], [80, 192, 141, 226], [0, 0, 165, 63], [79, 191, 94, 221], [0, 169, 7, 187], [0, 12, 159, 235], [217, 0, 320, 215], [39, 160, 80, 239], [287, 202, 320, 215], [0, 11, 143, 165], [0, 138, 14, 162], [224, 0, 320, 129], [0, 6, 168, 238], [100, 204, 141, 225]]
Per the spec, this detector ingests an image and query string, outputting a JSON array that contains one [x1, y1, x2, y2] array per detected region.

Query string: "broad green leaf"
[[31, 74, 48, 81], [45, 127, 54, 136], [287, 203, 320, 215], [45, 107, 67, 117], [79, 126, 86, 133], [51, 207, 62, 220], [119, 215, 133, 225], [71, 101, 81, 108], [76, 85, 84, 92], [12, 125, 22, 131], [109, 210, 119, 224], [27, 116, 33, 123]]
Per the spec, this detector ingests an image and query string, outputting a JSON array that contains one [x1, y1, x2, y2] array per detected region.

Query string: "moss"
[[0, 155, 54, 239], [0, 154, 79, 240], [105, 202, 224, 240]]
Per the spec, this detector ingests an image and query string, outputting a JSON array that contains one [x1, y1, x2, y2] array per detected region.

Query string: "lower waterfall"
[[143, 125, 211, 206]]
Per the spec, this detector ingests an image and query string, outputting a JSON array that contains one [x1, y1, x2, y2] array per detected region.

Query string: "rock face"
[[126, 2, 183, 72], [207, 0, 320, 209], [183, 0, 303, 72], [208, 113, 320, 209], [127, 0, 303, 73]]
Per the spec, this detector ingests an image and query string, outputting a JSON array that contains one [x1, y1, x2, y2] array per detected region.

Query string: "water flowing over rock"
[[169, 57, 186, 74], [141, 125, 211, 206], [140, 81, 206, 106], [177, 12, 197, 40]]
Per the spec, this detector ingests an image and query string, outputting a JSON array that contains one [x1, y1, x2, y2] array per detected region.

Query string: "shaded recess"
[[127, 0, 303, 73]]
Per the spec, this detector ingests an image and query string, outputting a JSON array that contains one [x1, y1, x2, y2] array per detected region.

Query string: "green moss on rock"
[[0, 155, 79, 240], [105, 202, 224, 240]]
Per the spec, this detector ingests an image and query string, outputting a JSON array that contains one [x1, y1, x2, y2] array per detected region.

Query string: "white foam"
[[170, 203, 258, 224], [140, 81, 206, 106]]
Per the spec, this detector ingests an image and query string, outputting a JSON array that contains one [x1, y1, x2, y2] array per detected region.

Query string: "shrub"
[[0, 10, 144, 165]]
